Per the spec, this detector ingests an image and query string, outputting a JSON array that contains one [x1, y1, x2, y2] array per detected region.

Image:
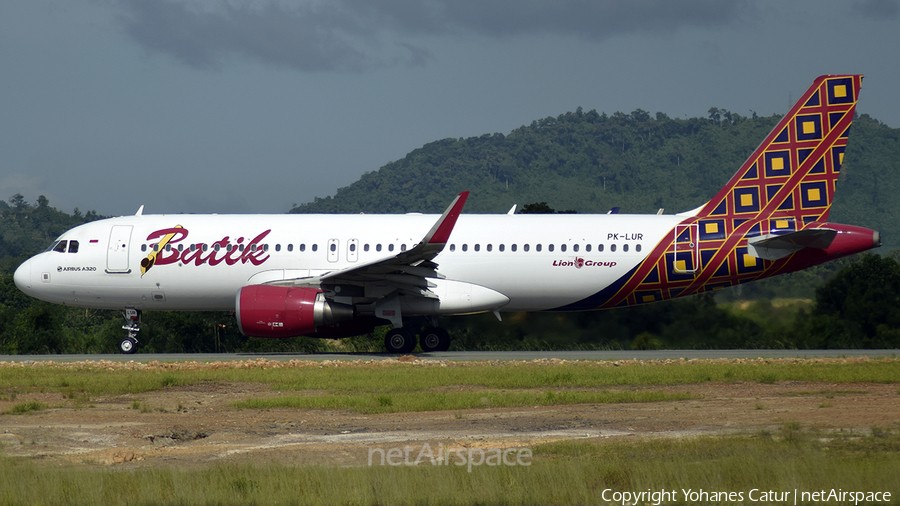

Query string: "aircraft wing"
[[746, 228, 838, 261], [269, 192, 469, 299]]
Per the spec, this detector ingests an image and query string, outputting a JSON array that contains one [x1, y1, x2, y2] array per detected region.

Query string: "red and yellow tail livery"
[[590, 75, 878, 309]]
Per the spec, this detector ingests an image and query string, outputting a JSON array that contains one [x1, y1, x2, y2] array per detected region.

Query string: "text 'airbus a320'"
[[15, 75, 880, 353]]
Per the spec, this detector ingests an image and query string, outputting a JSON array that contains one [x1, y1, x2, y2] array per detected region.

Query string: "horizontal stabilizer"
[[747, 228, 837, 261]]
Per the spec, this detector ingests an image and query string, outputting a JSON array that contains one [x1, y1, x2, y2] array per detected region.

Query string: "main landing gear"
[[419, 327, 451, 352], [384, 326, 452, 354], [120, 308, 140, 354]]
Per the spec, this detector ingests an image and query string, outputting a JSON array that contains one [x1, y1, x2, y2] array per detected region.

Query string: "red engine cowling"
[[235, 285, 354, 338]]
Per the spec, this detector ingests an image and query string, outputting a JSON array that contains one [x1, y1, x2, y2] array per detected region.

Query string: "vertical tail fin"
[[695, 74, 862, 225], [583, 75, 869, 310]]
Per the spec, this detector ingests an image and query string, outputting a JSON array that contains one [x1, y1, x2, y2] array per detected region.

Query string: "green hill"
[[290, 109, 900, 248]]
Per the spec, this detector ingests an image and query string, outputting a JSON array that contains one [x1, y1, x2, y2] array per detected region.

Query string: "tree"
[[9, 193, 27, 210], [520, 202, 555, 214], [811, 254, 900, 348]]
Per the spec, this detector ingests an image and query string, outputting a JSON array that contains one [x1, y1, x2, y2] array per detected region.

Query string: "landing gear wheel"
[[119, 337, 138, 354], [420, 327, 451, 352], [384, 328, 416, 354]]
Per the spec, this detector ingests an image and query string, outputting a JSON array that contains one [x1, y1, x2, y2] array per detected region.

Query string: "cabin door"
[[107, 225, 133, 273]]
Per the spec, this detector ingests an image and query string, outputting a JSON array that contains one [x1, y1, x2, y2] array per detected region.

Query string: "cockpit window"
[[68, 241, 79, 253], [52, 241, 68, 253]]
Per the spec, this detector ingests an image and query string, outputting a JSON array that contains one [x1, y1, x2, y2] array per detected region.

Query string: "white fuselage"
[[14, 212, 681, 314]]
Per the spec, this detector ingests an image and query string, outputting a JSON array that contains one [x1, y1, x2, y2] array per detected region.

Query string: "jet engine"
[[235, 285, 354, 338]]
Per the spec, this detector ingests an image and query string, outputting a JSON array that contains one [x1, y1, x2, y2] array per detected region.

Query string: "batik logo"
[[140, 226, 271, 276]]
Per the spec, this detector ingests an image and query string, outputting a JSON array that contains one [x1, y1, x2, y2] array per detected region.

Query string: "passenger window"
[[214, 244, 221, 252], [585, 244, 591, 252], [364, 244, 369, 252], [523, 244, 529, 252], [389, 244, 394, 252], [636, 244, 642, 252], [239, 244, 245, 252], [178, 244, 183, 252], [203, 244, 208, 252], [611, 244, 617, 252], [474, 244, 480, 252], [548, 244, 554, 252], [350, 243, 356, 252], [560, 244, 566, 252], [330, 243, 336, 252], [68, 241, 79, 253], [450, 244, 456, 252], [498, 244, 504, 252], [462, 244, 468, 252], [300, 244, 306, 252], [487, 244, 493, 252], [573, 244, 578, 252], [166, 244, 172, 252], [623, 244, 629, 252], [287, 244, 293, 252], [536, 244, 542, 252], [275, 244, 281, 252], [401, 244, 407, 252], [598, 244, 604, 252], [511, 244, 517, 252], [376, 244, 382, 252], [312, 244, 318, 252], [141, 244, 147, 252]]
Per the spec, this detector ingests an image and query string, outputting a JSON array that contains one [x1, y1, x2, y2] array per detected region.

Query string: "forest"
[[2, 107, 899, 353]]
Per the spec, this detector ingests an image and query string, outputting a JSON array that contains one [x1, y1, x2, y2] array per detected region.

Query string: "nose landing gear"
[[120, 308, 140, 354]]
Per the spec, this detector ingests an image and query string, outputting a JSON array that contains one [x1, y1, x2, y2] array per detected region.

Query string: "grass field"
[[0, 357, 898, 505], [0, 427, 897, 505], [1, 357, 898, 414], [1, 356, 897, 397]]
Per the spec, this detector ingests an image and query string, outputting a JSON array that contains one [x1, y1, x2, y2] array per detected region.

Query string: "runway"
[[1, 349, 896, 362]]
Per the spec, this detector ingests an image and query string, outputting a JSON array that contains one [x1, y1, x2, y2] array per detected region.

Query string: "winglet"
[[423, 191, 469, 245]]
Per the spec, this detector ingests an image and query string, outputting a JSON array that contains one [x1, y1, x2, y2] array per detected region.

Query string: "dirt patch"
[[1, 361, 898, 469]]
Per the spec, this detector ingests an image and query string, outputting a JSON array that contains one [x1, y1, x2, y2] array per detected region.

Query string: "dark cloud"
[[850, 0, 900, 19], [391, 0, 745, 38], [118, 0, 376, 71], [117, 0, 747, 72]]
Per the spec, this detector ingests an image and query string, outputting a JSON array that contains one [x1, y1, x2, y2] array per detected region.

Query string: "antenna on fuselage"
[[135, 205, 144, 216]]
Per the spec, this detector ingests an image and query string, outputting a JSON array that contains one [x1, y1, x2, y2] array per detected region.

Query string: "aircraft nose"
[[14, 259, 33, 293]]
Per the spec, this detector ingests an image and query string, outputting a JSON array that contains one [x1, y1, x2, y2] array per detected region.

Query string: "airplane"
[[14, 75, 880, 354]]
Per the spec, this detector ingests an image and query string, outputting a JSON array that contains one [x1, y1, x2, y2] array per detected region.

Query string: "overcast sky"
[[2, 0, 898, 216]]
